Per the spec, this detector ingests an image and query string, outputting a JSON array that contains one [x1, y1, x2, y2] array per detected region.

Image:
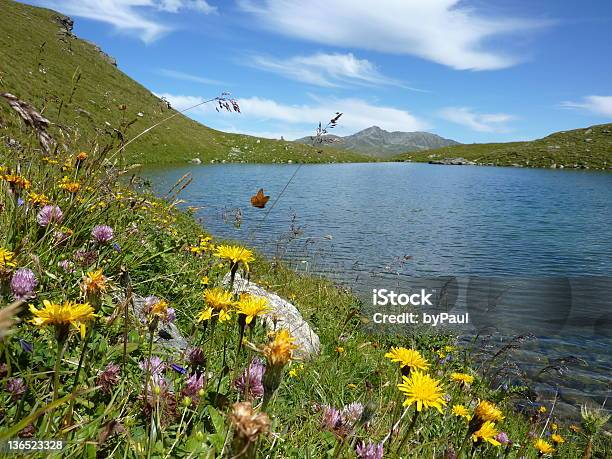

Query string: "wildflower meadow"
[[0, 94, 610, 458]]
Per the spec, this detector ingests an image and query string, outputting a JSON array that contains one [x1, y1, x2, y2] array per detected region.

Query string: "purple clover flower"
[[92, 225, 114, 244], [74, 250, 97, 267], [495, 432, 511, 445], [341, 402, 364, 426], [321, 405, 343, 431], [181, 373, 205, 398], [355, 441, 384, 459], [321, 402, 364, 438], [233, 359, 265, 399], [139, 356, 165, 375], [10, 268, 37, 300], [97, 363, 121, 394], [188, 347, 206, 367], [6, 378, 27, 400], [58, 259, 75, 273], [36, 205, 63, 227]]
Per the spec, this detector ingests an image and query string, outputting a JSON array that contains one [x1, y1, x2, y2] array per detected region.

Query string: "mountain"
[[295, 126, 459, 158], [394, 123, 612, 170], [0, 0, 370, 165]]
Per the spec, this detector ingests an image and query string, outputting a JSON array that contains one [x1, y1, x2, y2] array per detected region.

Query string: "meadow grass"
[[1, 91, 610, 459]]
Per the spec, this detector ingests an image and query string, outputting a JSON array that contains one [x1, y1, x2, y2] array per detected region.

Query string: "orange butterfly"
[[250, 188, 270, 209]]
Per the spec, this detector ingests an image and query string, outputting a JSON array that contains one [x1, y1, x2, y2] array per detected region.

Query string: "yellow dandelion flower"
[[385, 347, 429, 372], [263, 329, 297, 367], [200, 276, 210, 286], [150, 299, 169, 319], [452, 404, 472, 421], [3, 174, 31, 190], [450, 372, 474, 385], [474, 400, 504, 423], [59, 177, 80, 193], [335, 346, 345, 354], [204, 287, 235, 311], [80, 269, 107, 295], [76, 152, 88, 162], [29, 300, 96, 339], [551, 423, 558, 431], [288, 363, 304, 379], [27, 192, 50, 207], [0, 248, 17, 269], [189, 245, 204, 255], [236, 294, 269, 324], [397, 370, 447, 413], [197, 307, 213, 322], [534, 439, 555, 455], [472, 421, 500, 446], [218, 309, 232, 322], [538, 406, 547, 413], [214, 245, 255, 271], [551, 433, 565, 444]]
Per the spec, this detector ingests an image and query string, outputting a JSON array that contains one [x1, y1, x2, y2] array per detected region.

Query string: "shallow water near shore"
[[141, 161, 612, 419]]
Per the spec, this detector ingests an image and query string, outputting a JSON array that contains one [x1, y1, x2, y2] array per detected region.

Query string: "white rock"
[[224, 273, 320, 359]]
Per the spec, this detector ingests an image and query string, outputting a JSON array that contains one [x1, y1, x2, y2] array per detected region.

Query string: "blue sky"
[[25, 0, 612, 142]]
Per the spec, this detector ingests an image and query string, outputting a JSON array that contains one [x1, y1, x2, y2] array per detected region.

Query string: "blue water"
[[142, 162, 612, 417]]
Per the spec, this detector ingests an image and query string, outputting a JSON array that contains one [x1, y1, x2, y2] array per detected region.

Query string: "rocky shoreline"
[[397, 157, 602, 170]]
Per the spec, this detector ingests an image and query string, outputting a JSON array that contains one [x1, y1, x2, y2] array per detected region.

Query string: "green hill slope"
[[394, 123, 612, 170], [0, 0, 370, 165]]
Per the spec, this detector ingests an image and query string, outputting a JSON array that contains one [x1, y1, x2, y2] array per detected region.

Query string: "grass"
[[0, 0, 371, 166], [394, 124, 612, 171], [1, 59, 610, 459]]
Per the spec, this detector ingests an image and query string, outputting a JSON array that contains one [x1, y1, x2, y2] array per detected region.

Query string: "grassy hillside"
[[0, 0, 370, 165], [395, 124, 612, 170]]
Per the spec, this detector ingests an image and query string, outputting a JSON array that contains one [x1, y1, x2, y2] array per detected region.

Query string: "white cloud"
[[157, 93, 429, 137], [158, 69, 226, 86], [249, 52, 408, 88], [438, 107, 516, 132], [561, 96, 612, 117], [156, 0, 215, 13], [238, 0, 550, 71], [36, 0, 216, 42]]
